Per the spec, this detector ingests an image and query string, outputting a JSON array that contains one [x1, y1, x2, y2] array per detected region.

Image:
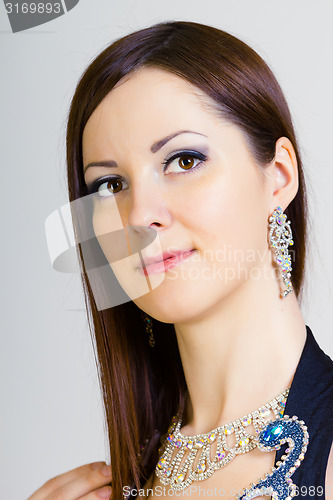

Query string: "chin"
[[133, 284, 224, 325]]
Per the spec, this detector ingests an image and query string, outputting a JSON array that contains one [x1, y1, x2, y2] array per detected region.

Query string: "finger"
[[80, 485, 112, 499], [47, 465, 112, 500], [27, 462, 107, 499]]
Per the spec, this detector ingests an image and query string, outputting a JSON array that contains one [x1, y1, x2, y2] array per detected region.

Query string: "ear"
[[267, 137, 299, 212]]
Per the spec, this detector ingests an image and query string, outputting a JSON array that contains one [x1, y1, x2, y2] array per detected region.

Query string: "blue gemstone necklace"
[[155, 387, 308, 498], [238, 415, 309, 500]]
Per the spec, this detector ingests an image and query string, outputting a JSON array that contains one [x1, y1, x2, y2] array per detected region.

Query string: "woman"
[[29, 21, 333, 500]]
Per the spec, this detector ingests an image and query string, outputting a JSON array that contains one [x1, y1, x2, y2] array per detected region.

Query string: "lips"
[[138, 249, 196, 275]]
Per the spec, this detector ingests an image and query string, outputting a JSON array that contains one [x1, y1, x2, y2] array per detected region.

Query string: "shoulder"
[[326, 441, 333, 499]]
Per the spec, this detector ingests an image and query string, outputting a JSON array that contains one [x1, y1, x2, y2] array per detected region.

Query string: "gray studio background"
[[1, 1, 332, 498]]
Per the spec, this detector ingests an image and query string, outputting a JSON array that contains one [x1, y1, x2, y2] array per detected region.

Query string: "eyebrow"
[[150, 130, 207, 153], [84, 160, 117, 174], [83, 130, 207, 173]]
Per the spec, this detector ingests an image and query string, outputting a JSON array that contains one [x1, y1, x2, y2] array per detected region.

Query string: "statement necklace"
[[155, 388, 290, 492]]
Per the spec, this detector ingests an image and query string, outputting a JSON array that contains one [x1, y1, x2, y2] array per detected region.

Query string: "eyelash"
[[86, 150, 209, 198]]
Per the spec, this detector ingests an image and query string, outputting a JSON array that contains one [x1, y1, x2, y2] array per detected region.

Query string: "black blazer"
[[274, 325, 333, 499]]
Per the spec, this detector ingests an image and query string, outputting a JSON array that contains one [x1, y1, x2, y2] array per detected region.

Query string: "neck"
[[174, 276, 306, 435]]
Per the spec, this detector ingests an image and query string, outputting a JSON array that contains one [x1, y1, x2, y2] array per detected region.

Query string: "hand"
[[27, 461, 112, 499]]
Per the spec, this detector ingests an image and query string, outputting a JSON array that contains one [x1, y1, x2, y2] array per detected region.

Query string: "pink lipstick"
[[138, 249, 196, 276]]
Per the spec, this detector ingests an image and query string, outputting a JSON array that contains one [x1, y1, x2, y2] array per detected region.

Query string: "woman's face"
[[82, 67, 272, 323]]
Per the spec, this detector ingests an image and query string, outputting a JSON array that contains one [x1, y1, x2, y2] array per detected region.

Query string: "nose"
[[126, 177, 172, 232]]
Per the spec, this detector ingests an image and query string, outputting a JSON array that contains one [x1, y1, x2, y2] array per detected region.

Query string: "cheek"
[[92, 198, 124, 229], [180, 167, 267, 255], [91, 200, 127, 263]]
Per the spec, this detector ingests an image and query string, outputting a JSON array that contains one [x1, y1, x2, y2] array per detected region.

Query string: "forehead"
[[82, 67, 222, 151]]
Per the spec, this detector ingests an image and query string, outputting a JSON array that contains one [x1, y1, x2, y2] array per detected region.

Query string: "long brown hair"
[[66, 21, 308, 497]]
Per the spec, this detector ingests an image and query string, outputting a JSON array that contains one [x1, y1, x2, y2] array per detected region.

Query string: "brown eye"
[[162, 151, 207, 175], [97, 178, 126, 197], [178, 155, 195, 170], [106, 180, 122, 193]]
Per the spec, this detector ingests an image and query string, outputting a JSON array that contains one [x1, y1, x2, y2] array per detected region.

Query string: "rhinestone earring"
[[268, 206, 294, 298], [140, 311, 155, 348]]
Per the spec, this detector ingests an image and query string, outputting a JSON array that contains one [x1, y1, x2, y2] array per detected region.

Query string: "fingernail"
[[96, 486, 112, 498], [101, 465, 112, 476], [92, 461, 105, 470]]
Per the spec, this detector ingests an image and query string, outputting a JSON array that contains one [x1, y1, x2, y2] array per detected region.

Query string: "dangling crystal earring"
[[268, 206, 294, 298], [140, 311, 155, 348]]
